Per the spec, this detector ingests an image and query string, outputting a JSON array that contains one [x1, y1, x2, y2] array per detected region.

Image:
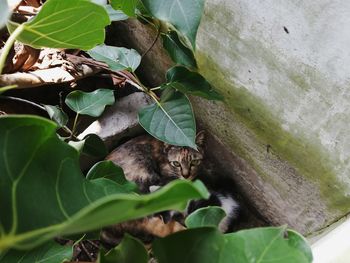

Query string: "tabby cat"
[[106, 131, 206, 193], [105, 132, 239, 233]]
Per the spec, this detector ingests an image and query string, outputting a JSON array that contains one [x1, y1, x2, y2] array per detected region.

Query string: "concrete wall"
[[193, 0, 350, 235], [110, 0, 350, 235]]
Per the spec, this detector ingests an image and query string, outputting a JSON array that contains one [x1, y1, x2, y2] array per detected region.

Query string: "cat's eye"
[[170, 161, 181, 167], [191, 159, 201, 166]]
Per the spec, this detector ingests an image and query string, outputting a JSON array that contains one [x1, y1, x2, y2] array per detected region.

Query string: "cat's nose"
[[182, 168, 190, 178]]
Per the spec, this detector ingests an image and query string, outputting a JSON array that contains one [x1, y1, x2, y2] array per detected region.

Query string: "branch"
[[0, 64, 101, 88]]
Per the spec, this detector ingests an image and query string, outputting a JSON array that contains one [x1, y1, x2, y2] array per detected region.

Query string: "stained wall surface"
[[110, 1, 350, 235], [192, 0, 350, 234]]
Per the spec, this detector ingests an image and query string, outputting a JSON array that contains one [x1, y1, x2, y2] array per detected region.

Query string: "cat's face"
[[164, 132, 205, 181]]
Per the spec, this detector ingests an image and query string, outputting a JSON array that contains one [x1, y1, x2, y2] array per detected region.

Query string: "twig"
[[79, 242, 94, 262], [0, 66, 101, 88], [0, 95, 46, 111], [141, 27, 161, 59]]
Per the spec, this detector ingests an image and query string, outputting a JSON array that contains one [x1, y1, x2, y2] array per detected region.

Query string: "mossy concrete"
[[109, 0, 350, 235], [192, 0, 350, 234]]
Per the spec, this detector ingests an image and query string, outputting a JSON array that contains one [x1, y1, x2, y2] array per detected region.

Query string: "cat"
[[105, 131, 240, 233], [101, 133, 205, 247], [106, 131, 206, 193]]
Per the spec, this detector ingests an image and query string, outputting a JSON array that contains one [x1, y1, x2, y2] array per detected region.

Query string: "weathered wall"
[[193, 0, 350, 234], [110, 0, 350, 235]]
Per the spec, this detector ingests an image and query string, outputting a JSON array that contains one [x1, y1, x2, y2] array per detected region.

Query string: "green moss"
[[195, 51, 350, 214]]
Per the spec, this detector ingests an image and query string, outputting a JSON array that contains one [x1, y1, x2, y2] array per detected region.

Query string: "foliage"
[[152, 226, 312, 263], [110, 0, 139, 17], [43, 105, 68, 128], [0, 241, 73, 263], [161, 31, 197, 68], [141, 0, 205, 49], [139, 88, 197, 149], [7, 0, 110, 50], [98, 234, 149, 263], [185, 206, 227, 228], [70, 133, 108, 158], [164, 66, 224, 100], [0, 115, 208, 251], [65, 89, 115, 117], [0, 0, 313, 262], [104, 5, 129, 21], [88, 44, 141, 72]]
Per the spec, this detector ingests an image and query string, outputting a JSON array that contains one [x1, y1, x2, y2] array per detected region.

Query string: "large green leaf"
[[161, 31, 197, 68], [138, 89, 197, 149], [153, 226, 312, 263], [8, 0, 110, 50], [65, 89, 115, 117], [164, 66, 223, 100], [98, 234, 148, 263], [110, 0, 139, 17], [140, 0, 205, 49], [185, 206, 226, 229], [226, 227, 313, 263], [0, 241, 73, 263], [88, 44, 141, 72], [0, 115, 209, 251], [153, 228, 224, 263], [0, 0, 10, 29]]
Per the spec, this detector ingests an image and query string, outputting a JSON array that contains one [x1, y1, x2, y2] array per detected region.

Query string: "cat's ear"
[[195, 131, 205, 148]]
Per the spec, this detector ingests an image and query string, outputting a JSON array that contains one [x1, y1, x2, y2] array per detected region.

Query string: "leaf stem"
[[125, 79, 146, 92], [70, 113, 80, 138], [150, 86, 161, 91], [0, 24, 25, 74], [147, 90, 161, 105], [124, 78, 160, 104]]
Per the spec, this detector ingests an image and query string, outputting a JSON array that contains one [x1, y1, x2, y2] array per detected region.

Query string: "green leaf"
[[43, 105, 68, 128], [153, 226, 312, 263], [161, 31, 197, 68], [105, 4, 129, 21], [0, 115, 209, 251], [286, 229, 313, 262], [65, 89, 115, 117], [8, 0, 110, 50], [0, 0, 10, 29], [86, 161, 138, 192], [164, 66, 223, 100], [185, 206, 226, 229], [88, 44, 141, 72], [98, 234, 148, 263], [138, 89, 197, 149], [81, 134, 107, 158], [153, 228, 224, 263], [141, 0, 205, 49], [226, 226, 313, 263], [69, 134, 107, 158], [110, 0, 139, 17], [0, 241, 73, 263]]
